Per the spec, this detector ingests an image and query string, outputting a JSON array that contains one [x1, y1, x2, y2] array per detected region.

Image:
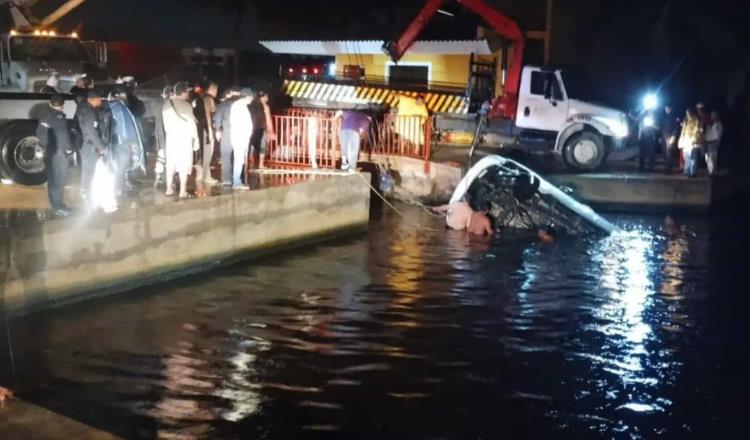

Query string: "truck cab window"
[[530, 71, 563, 101]]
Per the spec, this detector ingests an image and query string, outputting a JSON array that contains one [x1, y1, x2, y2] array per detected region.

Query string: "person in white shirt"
[[229, 88, 255, 190], [162, 82, 199, 198], [704, 110, 723, 176]]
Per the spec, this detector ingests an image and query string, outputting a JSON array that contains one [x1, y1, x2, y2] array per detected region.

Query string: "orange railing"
[[266, 110, 432, 170], [369, 114, 431, 162], [268, 114, 339, 168]]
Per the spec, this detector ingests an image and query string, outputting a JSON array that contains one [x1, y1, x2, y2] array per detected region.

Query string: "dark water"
[[1, 203, 749, 439]]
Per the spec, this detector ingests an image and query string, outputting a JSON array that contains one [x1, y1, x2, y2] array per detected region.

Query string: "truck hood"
[[568, 99, 626, 121], [568, 99, 629, 138], [14, 60, 84, 76]]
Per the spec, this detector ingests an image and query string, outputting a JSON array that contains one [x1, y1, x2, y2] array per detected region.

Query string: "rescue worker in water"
[[36, 94, 73, 217]]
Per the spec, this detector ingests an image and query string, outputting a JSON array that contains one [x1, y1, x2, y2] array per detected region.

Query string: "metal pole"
[[544, 0, 554, 65]]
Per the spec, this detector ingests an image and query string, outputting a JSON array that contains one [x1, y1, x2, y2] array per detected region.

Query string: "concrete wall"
[[369, 155, 463, 204], [0, 174, 370, 319]]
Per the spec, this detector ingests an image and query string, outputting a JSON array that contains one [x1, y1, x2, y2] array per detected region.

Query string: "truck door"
[[515, 68, 569, 132]]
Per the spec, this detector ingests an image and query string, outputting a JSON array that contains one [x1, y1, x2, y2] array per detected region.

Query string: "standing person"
[[679, 108, 703, 178], [661, 105, 680, 174], [229, 88, 254, 190], [638, 112, 659, 172], [249, 91, 275, 170], [108, 86, 145, 198], [704, 111, 723, 176], [213, 86, 241, 186], [36, 94, 73, 216], [70, 76, 88, 104], [200, 82, 219, 184], [153, 85, 173, 188], [162, 82, 199, 198], [335, 110, 371, 171], [75, 90, 107, 201]]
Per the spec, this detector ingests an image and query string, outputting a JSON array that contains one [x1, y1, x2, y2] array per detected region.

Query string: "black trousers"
[[639, 136, 658, 171], [45, 152, 68, 210]]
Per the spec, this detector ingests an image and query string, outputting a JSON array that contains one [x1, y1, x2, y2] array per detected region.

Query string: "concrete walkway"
[[0, 398, 121, 439]]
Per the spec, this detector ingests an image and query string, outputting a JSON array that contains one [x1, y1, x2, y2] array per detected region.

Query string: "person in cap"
[[162, 81, 199, 198], [228, 87, 255, 190], [36, 94, 73, 216], [249, 90, 275, 170], [75, 90, 108, 201], [108, 85, 146, 198], [213, 85, 242, 186]]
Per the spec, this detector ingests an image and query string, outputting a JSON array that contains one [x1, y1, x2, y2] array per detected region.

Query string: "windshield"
[[8, 36, 89, 63], [560, 70, 589, 100]]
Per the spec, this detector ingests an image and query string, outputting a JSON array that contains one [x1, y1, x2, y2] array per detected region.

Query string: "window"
[[530, 71, 563, 101], [388, 65, 429, 87], [342, 64, 364, 80], [9, 36, 90, 63]]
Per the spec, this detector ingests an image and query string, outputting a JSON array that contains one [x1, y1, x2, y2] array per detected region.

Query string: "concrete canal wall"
[[368, 154, 463, 203], [0, 174, 370, 319]]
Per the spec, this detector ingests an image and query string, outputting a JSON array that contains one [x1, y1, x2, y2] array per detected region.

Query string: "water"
[[1, 203, 749, 439]]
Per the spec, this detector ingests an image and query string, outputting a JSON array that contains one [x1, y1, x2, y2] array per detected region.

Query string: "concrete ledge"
[[0, 398, 122, 439], [368, 154, 463, 203], [548, 172, 747, 210], [0, 174, 370, 319]]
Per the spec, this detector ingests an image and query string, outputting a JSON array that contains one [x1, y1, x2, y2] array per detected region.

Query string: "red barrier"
[[267, 115, 339, 168]]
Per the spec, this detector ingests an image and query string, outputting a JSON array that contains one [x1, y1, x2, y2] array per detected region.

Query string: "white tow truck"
[[0, 0, 88, 185], [386, 0, 632, 170]]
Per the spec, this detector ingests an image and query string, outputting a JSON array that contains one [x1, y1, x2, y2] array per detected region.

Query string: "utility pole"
[[544, 0, 554, 64]]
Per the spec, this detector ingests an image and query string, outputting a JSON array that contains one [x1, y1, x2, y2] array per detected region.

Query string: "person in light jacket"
[[213, 86, 242, 186], [229, 87, 255, 190], [162, 82, 199, 198], [704, 111, 723, 176]]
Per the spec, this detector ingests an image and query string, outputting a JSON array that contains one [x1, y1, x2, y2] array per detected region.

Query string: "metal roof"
[[259, 39, 492, 56]]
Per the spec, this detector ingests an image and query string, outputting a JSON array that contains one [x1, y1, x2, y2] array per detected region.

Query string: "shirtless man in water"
[[434, 201, 494, 236], [0, 386, 13, 406]]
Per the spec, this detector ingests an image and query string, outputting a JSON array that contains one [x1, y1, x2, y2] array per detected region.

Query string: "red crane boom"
[[382, 0, 525, 119]]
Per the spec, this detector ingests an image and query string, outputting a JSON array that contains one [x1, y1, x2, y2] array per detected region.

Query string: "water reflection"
[[0, 207, 727, 439]]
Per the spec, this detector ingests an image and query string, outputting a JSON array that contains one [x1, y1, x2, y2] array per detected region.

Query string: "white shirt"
[[705, 121, 723, 143], [229, 99, 253, 147]]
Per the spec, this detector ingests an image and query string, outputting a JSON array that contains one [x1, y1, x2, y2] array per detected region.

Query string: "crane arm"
[[382, 0, 526, 119], [4, 0, 86, 28], [40, 0, 86, 27]]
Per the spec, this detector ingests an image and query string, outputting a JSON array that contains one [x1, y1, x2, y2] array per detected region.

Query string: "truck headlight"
[[609, 120, 629, 138], [642, 93, 658, 111]]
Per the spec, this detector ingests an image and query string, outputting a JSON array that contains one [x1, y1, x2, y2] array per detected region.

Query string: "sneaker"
[[165, 190, 175, 196], [53, 208, 71, 217], [233, 184, 250, 191], [204, 177, 219, 185], [221, 181, 232, 187]]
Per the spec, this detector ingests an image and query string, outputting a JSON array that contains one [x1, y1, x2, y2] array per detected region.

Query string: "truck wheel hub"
[[15, 136, 45, 175], [573, 139, 598, 164]]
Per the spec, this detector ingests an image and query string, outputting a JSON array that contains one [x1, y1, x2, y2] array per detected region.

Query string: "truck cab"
[[514, 66, 630, 170], [0, 30, 89, 92]]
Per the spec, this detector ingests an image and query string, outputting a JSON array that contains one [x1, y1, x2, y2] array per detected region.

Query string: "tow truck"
[[0, 0, 88, 184], [384, 0, 631, 170]]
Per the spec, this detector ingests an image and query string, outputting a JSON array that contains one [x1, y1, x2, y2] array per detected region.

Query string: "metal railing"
[[266, 111, 433, 170]]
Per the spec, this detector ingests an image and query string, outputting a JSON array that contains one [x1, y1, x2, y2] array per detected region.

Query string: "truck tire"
[[0, 121, 47, 186], [563, 131, 606, 171]]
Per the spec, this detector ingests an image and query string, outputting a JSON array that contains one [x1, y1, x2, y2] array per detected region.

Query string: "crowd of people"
[[36, 74, 146, 216], [640, 102, 724, 177], [35, 76, 283, 214]]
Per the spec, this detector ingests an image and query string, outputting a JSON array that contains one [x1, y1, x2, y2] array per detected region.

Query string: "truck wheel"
[[563, 131, 606, 171], [0, 121, 47, 186]]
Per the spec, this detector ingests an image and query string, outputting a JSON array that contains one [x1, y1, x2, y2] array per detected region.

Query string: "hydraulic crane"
[[382, 0, 525, 120], [4, 0, 87, 29]]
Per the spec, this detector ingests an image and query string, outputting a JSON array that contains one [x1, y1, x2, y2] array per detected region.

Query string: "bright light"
[[301, 67, 307, 74], [642, 93, 658, 111], [70, 32, 78, 38], [33, 30, 41, 36], [1, 178, 13, 185], [288, 67, 294, 74], [328, 63, 336, 77], [48, 30, 56, 36], [312, 67, 319, 75], [9, 30, 17, 36], [41, 30, 49, 36], [643, 115, 655, 128]]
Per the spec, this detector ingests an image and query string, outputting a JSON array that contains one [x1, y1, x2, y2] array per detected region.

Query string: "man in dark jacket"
[[109, 86, 146, 197], [75, 90, 107, 200], [36, 94, 73, 216], [213, 86, 241, 186], [661, 105, 680, 174]]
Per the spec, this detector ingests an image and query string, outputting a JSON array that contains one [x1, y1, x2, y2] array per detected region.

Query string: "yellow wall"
[[335, 53, 472, 86]]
